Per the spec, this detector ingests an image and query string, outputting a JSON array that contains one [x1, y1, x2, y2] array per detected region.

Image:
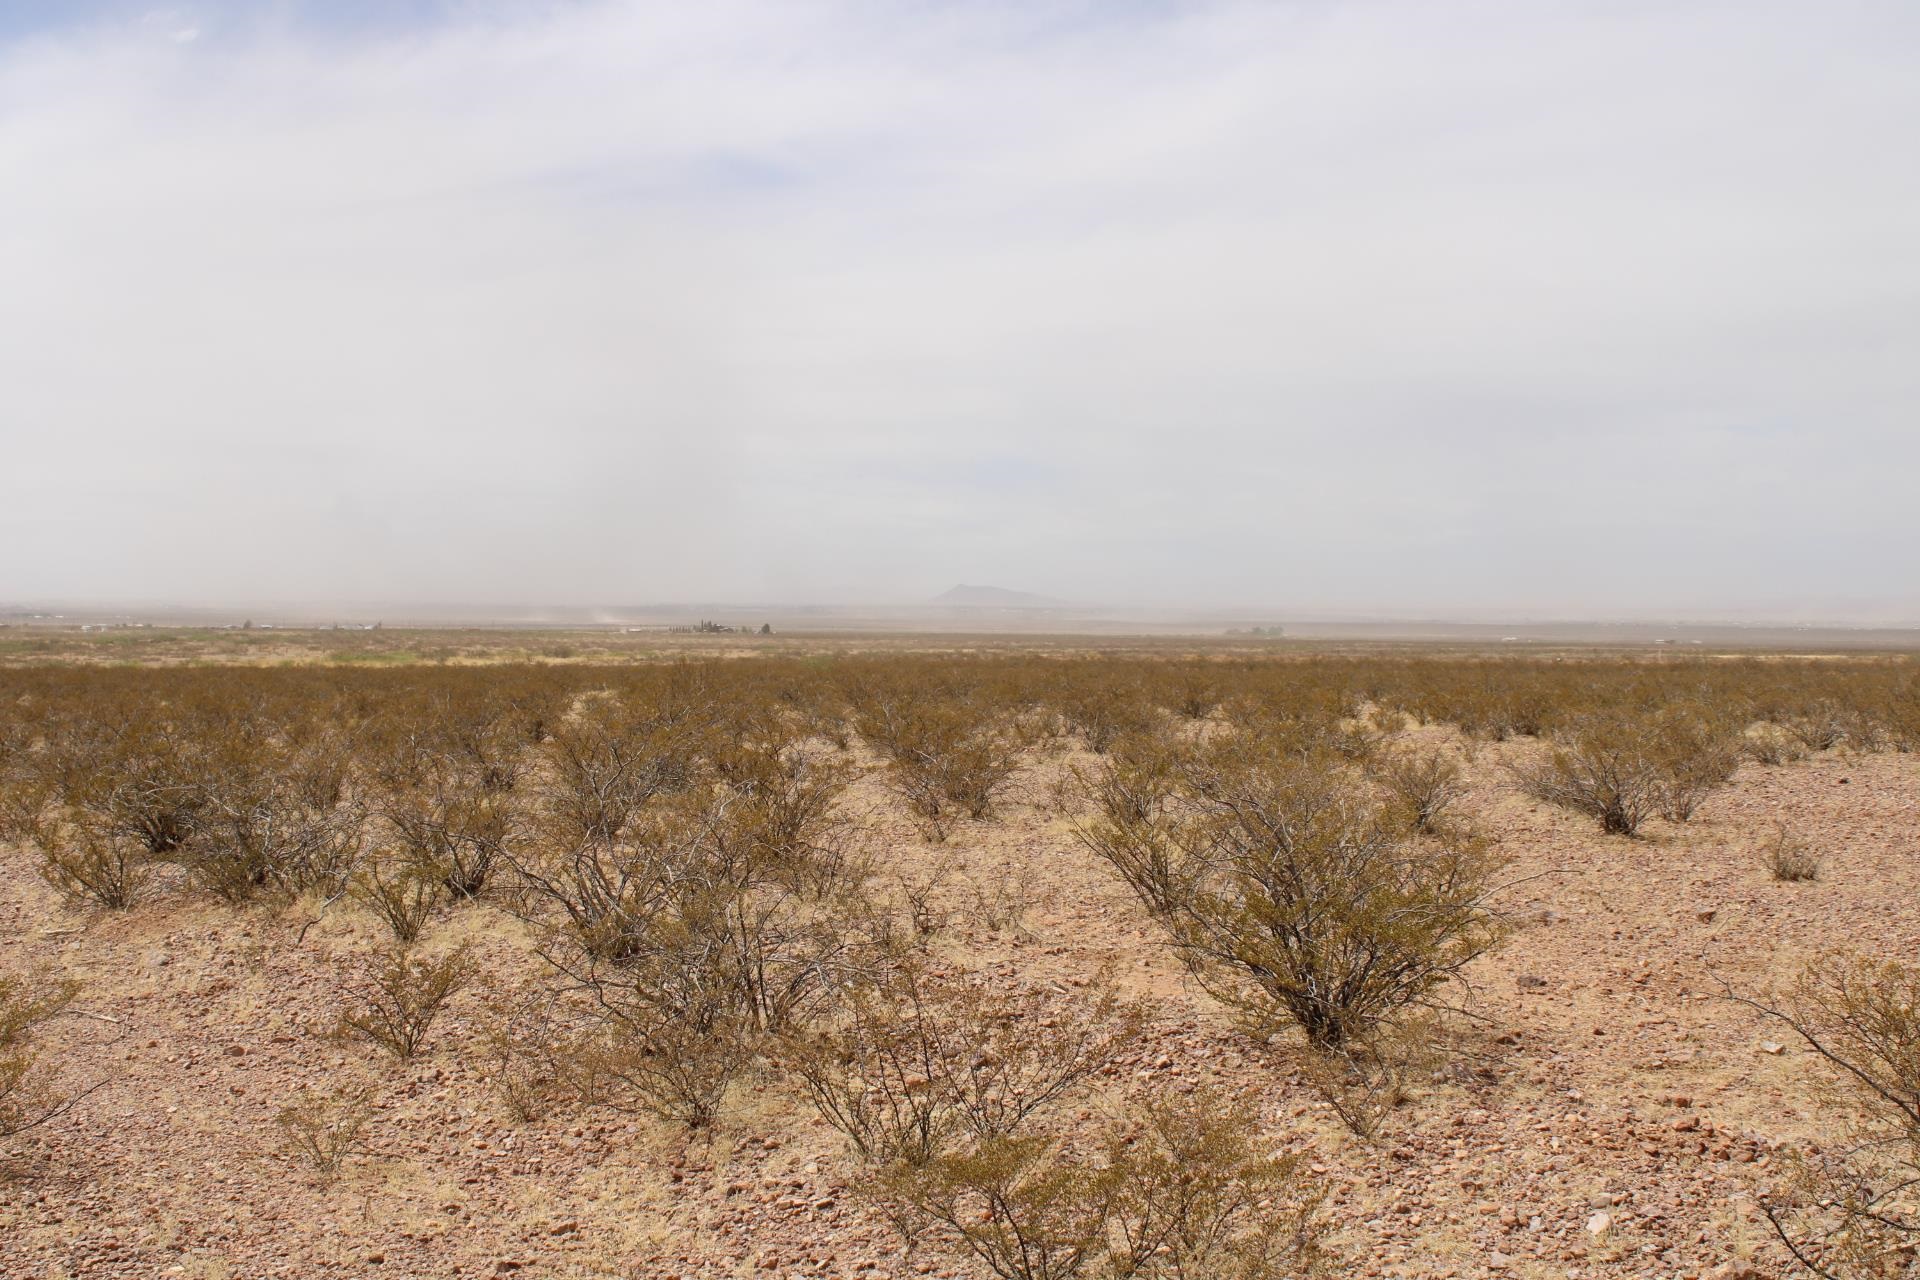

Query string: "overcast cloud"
[[3, 1, 1917, 617]]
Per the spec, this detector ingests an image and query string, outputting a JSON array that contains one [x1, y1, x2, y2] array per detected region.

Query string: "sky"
[[2, 1, 1917, 619]]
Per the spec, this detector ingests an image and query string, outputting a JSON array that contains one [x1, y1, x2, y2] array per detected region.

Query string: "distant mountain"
[[930, 584, 1071, 609]]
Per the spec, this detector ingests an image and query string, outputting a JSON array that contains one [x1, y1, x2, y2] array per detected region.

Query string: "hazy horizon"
[[5, 2, 1918, 618]]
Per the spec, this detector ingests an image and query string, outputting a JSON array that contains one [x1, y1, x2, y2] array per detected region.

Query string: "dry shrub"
[[1734, 954, 1920, 1277], [32, 817, 155, 910], [384, 783, 516, 900], [964, 863, 1036, 934], [1291, 1015, 1443, 1140], [1081, 738, 1507, 1052], [485, 974, 758, 1130], [1512, 712, 1666, 836], [0, 970, 82, 1138], [80, 744, 206, 856], [1371, 747, 1467, 834], [1646, 705, 1743, 822], [1747, 723, 1813, 766], [425, 693, 533, 793], [185, 781, 363, 903], [513, 803, 714, 964], [479, 992, 573, 1123], [1069, 735, 1184, 911], [567, 1015, 757, 1130], [519, 793, 867, 1033], [352, 859, 443, 943], [274, 1087, 373, 1180], [877, 1090, 1330, 1280], [541, 701, 704, 849], [855, 694, 1027, 842], [1051, 680, 1157, 754], [335, 945, 472, 1060], [883, 1133, 1110, 1279], [1787, 701, 1853, 755], [1761, 824, 1823, 883], [1887, 680, 1920, 755], [897, 858, 954, 938], [1166, 669, 1223, 721], [1102, 1090, 1332, 1279], [515, 778, 884, 1128], [706, 724, 860, 898], [788, 965, 1148, 1166]]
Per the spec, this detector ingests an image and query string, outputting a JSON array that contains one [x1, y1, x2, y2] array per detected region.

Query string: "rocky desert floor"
[[3, 729, 1916, 1280]]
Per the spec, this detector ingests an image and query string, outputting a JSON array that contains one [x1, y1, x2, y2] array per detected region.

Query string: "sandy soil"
[[3, 731, 1915, 1280]]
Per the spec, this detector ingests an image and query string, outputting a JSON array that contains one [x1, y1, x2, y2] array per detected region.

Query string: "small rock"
[[1586, 1211, 1612, 1238]]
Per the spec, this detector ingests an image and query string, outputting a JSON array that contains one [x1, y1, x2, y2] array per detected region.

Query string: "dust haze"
[[4, 1, 1918, 623]]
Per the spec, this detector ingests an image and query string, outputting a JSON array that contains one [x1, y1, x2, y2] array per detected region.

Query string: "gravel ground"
[[3, 734, 1915, 1280]]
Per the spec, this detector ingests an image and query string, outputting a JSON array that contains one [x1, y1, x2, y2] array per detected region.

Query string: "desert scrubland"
[[4, 639, 1920, 1280]]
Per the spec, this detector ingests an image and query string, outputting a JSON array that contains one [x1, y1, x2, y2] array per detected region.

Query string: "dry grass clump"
[[1734, 954, 1920, 1277], [1760, 824, 1822, 882], [1080, 732, 1508, 1054]]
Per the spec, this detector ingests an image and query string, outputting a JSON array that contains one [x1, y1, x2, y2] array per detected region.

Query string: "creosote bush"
[[352, 859, 443, 943], [274, 1087, 374, 1180], [877, 1089, 1330, 1280], [1081, 733, 1508, 1052], [788, 964, 1149, 1166], [853, 690, 1028, 842], [1510, 706, 1741, 836], [385, 782, 516, 900], [335, 945, 473, 1060], [1734, 953, 1920, 1278], [33, 817, 156, 910], [1370, 746, 1468, 835], [1, 970, 83, 1138]]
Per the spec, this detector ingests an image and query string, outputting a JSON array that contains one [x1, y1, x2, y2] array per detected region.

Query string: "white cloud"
[[2, 0, 1918, 616]]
